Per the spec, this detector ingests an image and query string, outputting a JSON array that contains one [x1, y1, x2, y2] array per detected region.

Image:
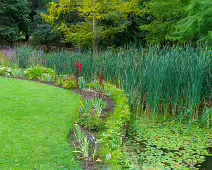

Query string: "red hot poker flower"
[[78, 63, 82, 72], [100, 76, 103, 86]]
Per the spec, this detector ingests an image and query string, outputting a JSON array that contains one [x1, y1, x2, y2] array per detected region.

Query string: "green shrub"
[[55, 77, 64, 87], [62, 75, 76, 89], [25, 66, 55, 80], [39, 73, 55, 83], [79, 116, 105, 132], [11, 68, 26, 78], [88, 82, 131, 167], [0, 67, 12, 77]]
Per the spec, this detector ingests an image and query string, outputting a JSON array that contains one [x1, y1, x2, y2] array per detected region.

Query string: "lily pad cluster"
[[126, 117, 212, 169]]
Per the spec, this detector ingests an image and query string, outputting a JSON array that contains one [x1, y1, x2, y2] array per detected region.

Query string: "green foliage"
[[25, 66, 55, 80], [0, 67, 12, 77], [93, 98, 107, 117], [31, 10, 62, 51], [95, 83, 131, 166], [11, 68, 26, 78], [43, 0, 140, 54], [78, 77, 87, 89], [55, 76, 64, 86], [72, 125, 92, 159], [0, 0, 31, 43], [140, 0, 212, 46], [39, 73, 55, 82], [8, 46, 212, 123], [79, 116, 105, 132], [140, 0, 189, 45], [199, 108, 212, 128], [78, 98, 107, 131], [174, 0, 212, 46], [62, 75, 76, 89], [0, 52, 7, 67], [126, 116, 212, 169]]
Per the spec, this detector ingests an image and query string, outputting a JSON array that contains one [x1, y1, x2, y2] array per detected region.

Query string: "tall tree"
[[140, 0, 189, 45], [0, 0, 31, 44], [174, 0, 212, 46], [43, 0, 139, 57], [31, 10, 62, 52]]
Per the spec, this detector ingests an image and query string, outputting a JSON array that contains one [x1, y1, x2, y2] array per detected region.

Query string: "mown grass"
[[0, 77, 81, 169]]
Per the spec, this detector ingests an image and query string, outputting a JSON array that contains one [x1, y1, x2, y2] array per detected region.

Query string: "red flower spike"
[[100, 76, 103, 86], [78, 63, 82, 72], [74, 62, 77, 68]]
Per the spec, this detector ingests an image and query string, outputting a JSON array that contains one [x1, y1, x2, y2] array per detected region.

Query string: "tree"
[[31, 10, 62, 52], [140, 0, 189, 45], [174, 0, 212, 46], [0, 0, 31, 44], [43, 0, 139, 57]]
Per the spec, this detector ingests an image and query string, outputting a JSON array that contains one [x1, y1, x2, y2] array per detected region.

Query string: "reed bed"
[[3, 45, 211, 123]]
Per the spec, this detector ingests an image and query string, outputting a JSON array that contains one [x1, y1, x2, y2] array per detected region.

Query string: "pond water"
[[198, 148, 212, 170]]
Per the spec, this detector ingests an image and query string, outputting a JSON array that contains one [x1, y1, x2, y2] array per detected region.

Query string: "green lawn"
[[0, 77, 81, 170]]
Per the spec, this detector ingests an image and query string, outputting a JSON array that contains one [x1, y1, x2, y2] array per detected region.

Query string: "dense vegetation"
[[3, 46, 210, 124], [1, 0, 211, 169], [1, 0, 211, 48]]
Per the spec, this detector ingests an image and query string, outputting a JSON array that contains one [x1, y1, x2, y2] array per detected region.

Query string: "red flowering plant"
[[99, 75, 103, 86], [74, 61, 84, 88]]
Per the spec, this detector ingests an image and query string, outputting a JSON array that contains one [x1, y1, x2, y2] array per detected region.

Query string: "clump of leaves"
[[11, 68, 26, 78], [25, 66, 55, 80], [126, 116, 212, 169], [79, 116, 105, 132], [0, 67, 12, 76], [78, 98, 107, 132], [78, 77, 87, 89], [39, 73, 55, 83], [62, 75, 76, 89]]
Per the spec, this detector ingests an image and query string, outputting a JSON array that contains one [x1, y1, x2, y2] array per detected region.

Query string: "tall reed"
[[12, 45, 212, 123]]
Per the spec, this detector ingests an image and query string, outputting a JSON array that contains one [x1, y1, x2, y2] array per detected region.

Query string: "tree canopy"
[[140, 0, 212, 46], [0, 0, 31, 44], [43, 0, 140, 55]]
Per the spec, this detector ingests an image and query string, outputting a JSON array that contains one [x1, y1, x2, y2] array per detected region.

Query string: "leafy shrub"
[[79, 116, 105, 132], [88, 82, 131, 167], [78, 97, 107, 132], [78, 77, 87, 89], [0, 67, 12, 76], [39, 73, 55, 83], [25, 66, 55, 80], [11, 68, 26, 78], [55, 77, 64, 86], [62, 75, 76, 89]]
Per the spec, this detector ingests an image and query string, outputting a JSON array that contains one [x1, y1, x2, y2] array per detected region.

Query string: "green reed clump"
[[11, 45, 212, 123]]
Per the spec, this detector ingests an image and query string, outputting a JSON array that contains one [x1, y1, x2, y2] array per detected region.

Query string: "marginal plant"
[[199, 108, 212, 128], [93, 98, 107, 117], [6, 46, 211, 123], [25, 66, 55, 80], [78, 77, 87, 89], [39, 73, 55, 83], [11, 68, 26, 78]]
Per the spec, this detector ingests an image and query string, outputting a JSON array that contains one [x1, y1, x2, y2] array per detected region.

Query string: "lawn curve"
[[0, 77, 82, 169]]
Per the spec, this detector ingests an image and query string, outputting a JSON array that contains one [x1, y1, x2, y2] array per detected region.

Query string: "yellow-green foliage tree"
[[42, 0, 139, 56]]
